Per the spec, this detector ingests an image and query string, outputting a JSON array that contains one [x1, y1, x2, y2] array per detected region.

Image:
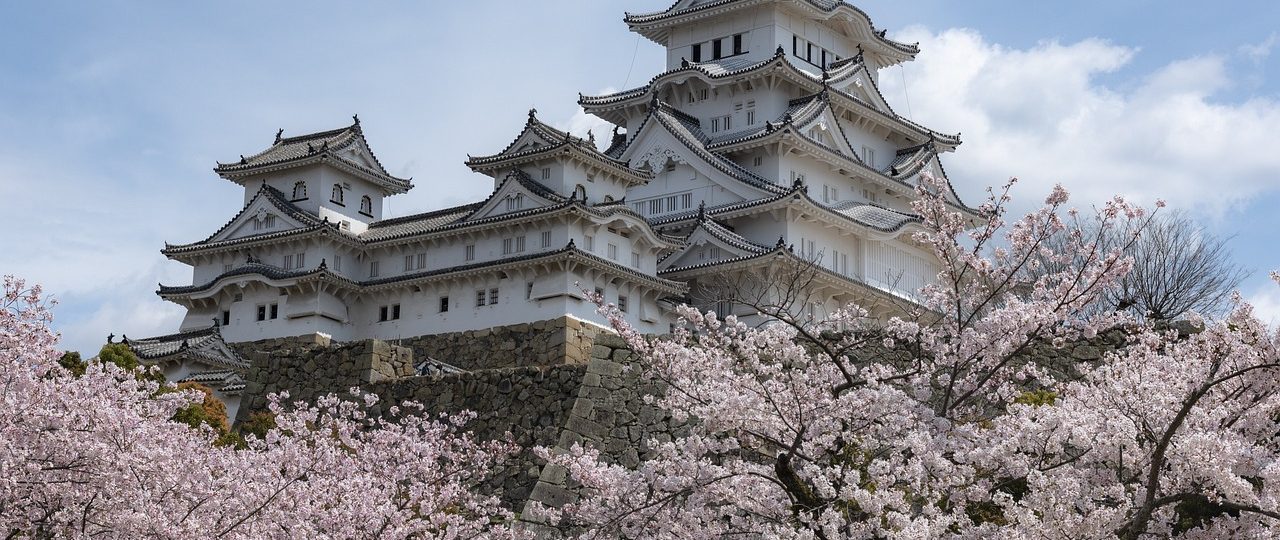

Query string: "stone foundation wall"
[[397, 317, 609, 371], [233, 338, 589, 509]]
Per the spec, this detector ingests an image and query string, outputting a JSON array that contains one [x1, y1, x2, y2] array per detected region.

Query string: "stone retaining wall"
[[233, 338, 589, 509], [396, 317, 609, 371]]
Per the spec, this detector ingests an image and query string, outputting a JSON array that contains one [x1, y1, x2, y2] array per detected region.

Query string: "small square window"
[[476, 290, 486, 307], [489, 288, 499, 305]]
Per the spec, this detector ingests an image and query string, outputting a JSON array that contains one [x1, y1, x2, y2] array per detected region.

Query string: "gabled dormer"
[[466, 109, 652, 204], [213, 116, 412, 233], [461, 170, 567, 222]]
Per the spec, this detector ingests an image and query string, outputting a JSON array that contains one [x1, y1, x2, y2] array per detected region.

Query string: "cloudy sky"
[[1, 1, 1276, 355]]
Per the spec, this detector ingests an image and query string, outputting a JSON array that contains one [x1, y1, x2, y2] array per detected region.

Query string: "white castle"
[[128, 0, 975, 416]]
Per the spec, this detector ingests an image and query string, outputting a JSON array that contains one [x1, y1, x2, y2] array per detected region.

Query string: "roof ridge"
[[368, 201, 484, 229]]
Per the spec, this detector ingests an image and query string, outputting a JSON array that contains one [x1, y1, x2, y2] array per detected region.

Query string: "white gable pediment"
[[834, 71, 892, 113], [798, 106, 857, 157], [504, 125, 560, 157], [621, 121, 770, 202], [341, 139, 379, 170], [211, 193, 312, 243], [465, 175, 560, 221], [658, 226, 762, 271]]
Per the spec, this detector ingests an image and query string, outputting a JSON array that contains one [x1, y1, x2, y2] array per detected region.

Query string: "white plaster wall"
[[664, 5, 775, 70]]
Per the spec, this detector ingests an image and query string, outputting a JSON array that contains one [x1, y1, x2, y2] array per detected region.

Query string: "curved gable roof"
[[215, 118, 412, 193]]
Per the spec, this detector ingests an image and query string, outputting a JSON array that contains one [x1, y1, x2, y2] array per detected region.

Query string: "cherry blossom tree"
[[0, 276, 526, 539], [542, 176, 1280, 539]]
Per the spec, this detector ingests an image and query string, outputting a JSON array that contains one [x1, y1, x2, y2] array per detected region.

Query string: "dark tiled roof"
[[158, 263, 316, 296], [127, 325, 250, 371], [162, 244, 685, 297], [581, 51, 961, 148], [654, 186, 924, 234], [695, 217, 772, 255], [359, 202, 482, 242], [620, 101, 788, 196], [214, 119, 412, 193], [465, 112, 648, 183], [163, 183, 328, 254], [829, 201, 922, 231]]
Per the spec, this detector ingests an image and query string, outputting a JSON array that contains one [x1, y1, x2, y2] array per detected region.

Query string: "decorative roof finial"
[[681, 57, 689, 68], [320, 140, 328, 151], [567, 238, 576, 249], [212, 317, 220, 328], [649, 93, 660, 109], [319, 258, 327, 269], [787, 244, 794, 253], [775, 45, 785, 56], [612, 125, 620, 137], [121, 334, 129, 345], [179, 339, 189, 350], [239, 155, 247, 164], [792, 176, 804, 189], [352, 114, 360, 126], [306, 142, 314, 153], [275, 128, 284, 143], [528, 107, 538, 119], [697, 200, 706, 220], [107, 333, 115, 344], [776, 236, 786, 248], [588, 130, 596, 145]]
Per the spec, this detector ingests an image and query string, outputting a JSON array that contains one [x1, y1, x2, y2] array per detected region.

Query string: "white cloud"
[[879, 27, 1280, 216], [1240, 33, 1278, 63], [1247, 283, 1280, 327], [556, 87, 620, 152]]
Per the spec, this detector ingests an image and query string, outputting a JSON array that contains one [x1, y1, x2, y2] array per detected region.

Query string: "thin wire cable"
[[621, 34, 642, 89], [898, 64, 914, 119]]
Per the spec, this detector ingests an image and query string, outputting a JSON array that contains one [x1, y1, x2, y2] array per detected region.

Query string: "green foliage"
[[1173, 494, 1240, 534], [238, 411, 278, 441], [170, 382, 242, 447], [1013, 389, 1058, 407], [58, 351, 86, 377], [97, 343, 166, 384]]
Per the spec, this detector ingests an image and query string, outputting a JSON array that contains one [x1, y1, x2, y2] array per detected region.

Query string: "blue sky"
[[0, 1, 1276, 355]]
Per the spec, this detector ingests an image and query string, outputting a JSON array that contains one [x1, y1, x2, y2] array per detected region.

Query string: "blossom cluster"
[[542, 177, 1280, 539], [0, 276, 525, 539]]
